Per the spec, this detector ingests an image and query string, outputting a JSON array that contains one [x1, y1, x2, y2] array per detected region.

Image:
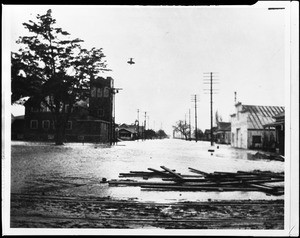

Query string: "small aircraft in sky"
[[127, 58, 135, 65]]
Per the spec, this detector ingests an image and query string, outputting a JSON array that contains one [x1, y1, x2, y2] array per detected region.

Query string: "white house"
[[230, 102, 284, 149]]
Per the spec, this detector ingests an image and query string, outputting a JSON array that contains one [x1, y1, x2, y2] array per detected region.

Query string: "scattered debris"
[[251, 152, 284, 162], [109, 166, 284, 196]]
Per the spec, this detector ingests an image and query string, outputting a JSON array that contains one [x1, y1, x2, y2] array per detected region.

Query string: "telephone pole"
[[203, 72, 219, 146], [189, 109, 191, 140], [137, 109, 140, 140], [191, 94, 199, 142], [109, 78, 122, 146], [144, 111, 147, 140]]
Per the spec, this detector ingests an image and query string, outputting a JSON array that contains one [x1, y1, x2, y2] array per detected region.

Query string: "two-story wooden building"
[[22, 77, 114, 143]]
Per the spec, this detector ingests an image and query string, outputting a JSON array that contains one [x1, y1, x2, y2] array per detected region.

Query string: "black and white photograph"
[[2, 2, 299, 236]]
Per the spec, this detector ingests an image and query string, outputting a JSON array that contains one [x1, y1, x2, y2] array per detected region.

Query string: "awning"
[[263, 121, 284, 128]]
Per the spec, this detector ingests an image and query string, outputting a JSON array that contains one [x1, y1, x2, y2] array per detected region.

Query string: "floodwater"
[[10, 139, 284, 203]]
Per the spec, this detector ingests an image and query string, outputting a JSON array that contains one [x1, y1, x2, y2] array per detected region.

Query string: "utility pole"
[[109, 78, 122, 146], [144, 111, 147, 140], [203, 72, 219, 146], [184, 113, 187, 140], [137, 109, 140, 140], [189, 109, 191, 141], [191, 94, 199, 142]]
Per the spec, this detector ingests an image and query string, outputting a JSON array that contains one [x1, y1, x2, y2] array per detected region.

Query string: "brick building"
[[21, 77, 114, 143]]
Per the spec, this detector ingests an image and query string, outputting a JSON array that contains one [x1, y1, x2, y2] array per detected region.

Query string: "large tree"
[[193, 128, 204, 140], [173, 120, 190, 140], [11, 9, 109, 145]]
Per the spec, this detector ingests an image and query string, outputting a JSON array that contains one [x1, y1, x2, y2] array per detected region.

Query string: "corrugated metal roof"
[[274, 111, 285, 118], [242, 105, 284, 129]]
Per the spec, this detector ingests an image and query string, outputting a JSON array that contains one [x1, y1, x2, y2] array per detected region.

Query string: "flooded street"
[[9, 139, 285, 230], [11, 139, 284, 203]]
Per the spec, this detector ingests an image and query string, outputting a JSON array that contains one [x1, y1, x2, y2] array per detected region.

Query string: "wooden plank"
[[213, 172, 239, 175], [129, 170, 176, 174], [160, 166, 184, 180], [140, 185, 261, 191], [188, 167, 209, 176], [237, 171, 284, 177], [147, 168, 173, 177], [109, 180, 178, 187], [162, 178, 211, 182], [247, 183, 277, 191], [119, 173, 151, 176], [129, 171, 154, 174]]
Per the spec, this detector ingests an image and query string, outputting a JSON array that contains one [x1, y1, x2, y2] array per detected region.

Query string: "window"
[[42, 120, 50, 130], [64, 105, 73, 113], [52, 121, 56, 129], [97, 88, 103, 98], [30, 120, 38, 129], [252, 136, 261, 143], [66, 121, 72, 130], [104, 87, 110, 97], [91, 87, 97, 97], [101, 123, 107, 131], [31, 107, 39, 112], [98, 109, 104, 116]]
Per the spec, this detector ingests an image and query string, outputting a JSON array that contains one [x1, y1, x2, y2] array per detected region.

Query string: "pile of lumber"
[[109, 166, 284, 196], [108, 166, 284, 196]]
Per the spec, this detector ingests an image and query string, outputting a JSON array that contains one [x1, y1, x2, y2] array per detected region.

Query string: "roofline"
[[77, 119, 110, 123], [242, 104, 285, 108], [118, 128, 137, 133]]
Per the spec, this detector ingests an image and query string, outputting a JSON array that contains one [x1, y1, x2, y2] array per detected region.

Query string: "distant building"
[[230, 102, 284, 150], [215, 122, 231, 144], [117, 123, 144, 141], [117, 123, 137, 140], [21, 77, 114, 143], [204, 127, 217, 141], [263, 111, 285, 155]]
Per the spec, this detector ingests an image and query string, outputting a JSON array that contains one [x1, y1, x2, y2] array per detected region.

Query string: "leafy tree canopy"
[[11, 9, 111, 145]]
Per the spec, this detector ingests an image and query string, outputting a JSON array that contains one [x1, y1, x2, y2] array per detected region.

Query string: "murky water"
[[10, 139, 284, 202]]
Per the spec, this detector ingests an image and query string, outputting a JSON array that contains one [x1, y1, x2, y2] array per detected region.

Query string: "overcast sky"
[[6, 3, 288, 135]]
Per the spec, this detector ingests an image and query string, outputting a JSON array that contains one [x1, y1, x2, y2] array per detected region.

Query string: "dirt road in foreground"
[[10, 193, 284, 229]]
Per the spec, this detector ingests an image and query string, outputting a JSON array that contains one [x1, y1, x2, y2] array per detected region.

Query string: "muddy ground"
[[11, 193, 284, 229]]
